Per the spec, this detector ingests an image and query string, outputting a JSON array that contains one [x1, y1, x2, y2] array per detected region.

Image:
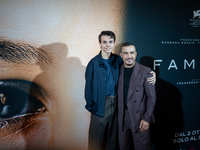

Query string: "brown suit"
[[118, 62, 156, 150]]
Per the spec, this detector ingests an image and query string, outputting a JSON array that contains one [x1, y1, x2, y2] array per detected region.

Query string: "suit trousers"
[[119, 109, 150, 150], [88, 98, 118, 150]]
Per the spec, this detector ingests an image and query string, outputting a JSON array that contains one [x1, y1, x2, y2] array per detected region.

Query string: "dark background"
[[125, 0, 200, 149]]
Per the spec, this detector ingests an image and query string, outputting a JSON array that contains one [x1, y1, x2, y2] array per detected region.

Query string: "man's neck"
[[101, 51, 111, 59]]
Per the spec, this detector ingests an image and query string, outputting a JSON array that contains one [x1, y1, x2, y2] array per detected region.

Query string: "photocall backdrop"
[[0, 0, 127, 149], [125, 0, 200, 150], [0, 0, 199, 150]]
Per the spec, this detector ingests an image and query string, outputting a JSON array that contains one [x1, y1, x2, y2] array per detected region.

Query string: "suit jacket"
[[118, 62, 156, 132]]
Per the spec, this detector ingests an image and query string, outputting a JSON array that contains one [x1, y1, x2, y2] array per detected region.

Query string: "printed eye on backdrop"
[[0, 79, 46, 129]]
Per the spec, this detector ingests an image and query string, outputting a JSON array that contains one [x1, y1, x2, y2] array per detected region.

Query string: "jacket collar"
[[97, 51, 114, 65], [122, 62, 142, 101]]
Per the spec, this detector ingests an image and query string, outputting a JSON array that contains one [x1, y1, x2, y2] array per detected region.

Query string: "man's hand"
[[139, 120, 149, 132], [147, 71, 156, 85]]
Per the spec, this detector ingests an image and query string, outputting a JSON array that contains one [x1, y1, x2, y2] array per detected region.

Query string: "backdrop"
[[0, 0, 127, 149], [125, 0, 200, 150], [0, 0, 199, 150]]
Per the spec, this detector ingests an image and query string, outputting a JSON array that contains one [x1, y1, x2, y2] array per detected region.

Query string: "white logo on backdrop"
[[193, 10, 200, 19], [190, 10, 200, 27]]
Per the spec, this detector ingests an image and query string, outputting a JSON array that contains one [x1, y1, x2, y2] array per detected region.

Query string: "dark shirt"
[[124, 66, 134, 109], [85, 51, 122, 117], [102, 58, 115, 96]]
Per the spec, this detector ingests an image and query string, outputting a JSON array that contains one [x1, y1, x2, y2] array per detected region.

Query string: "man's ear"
[[99, 42, 101, 49], [120, 52, 122, 58]]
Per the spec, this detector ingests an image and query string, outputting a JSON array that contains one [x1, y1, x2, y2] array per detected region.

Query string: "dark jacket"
[[118, 62, 156, 132], [85, 51, 122, 117]]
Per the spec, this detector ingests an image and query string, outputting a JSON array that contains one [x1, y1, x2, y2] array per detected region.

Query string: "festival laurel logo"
[[193, 10, 200, 19], [190, 9, 200, 27]]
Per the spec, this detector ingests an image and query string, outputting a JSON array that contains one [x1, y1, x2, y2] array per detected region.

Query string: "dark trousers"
[[119, 109, 150, 150], [88, 98, 118, 150]]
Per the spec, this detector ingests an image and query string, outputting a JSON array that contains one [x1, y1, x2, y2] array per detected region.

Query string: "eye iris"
[[0, 88, 29, 119], [0, 82, 45, 120]]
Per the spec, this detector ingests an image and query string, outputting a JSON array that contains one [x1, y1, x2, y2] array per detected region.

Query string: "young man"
[[85, 31, 155, 150], [118, 42, 156, 150]]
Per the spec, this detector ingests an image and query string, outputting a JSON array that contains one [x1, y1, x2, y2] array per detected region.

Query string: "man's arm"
[[84, 63, 94, 113], [141, 70, 156, 128]]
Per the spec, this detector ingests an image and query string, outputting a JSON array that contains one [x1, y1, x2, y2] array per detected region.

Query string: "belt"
[[106, 95, 116, 100]]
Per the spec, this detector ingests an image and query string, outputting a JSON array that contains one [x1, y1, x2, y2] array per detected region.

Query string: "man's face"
[[99, 35, 115, 54], [120, 45, 137, 68]]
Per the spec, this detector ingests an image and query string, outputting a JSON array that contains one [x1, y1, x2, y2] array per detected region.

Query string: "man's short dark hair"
[[121, 42, 135, 48], [98, 31, 116, 43], [121, 42, 136, 52]]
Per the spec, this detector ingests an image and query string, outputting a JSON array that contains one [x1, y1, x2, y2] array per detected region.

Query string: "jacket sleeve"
[[142, 69, 156, 123], [84, 61, 94, 113]]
